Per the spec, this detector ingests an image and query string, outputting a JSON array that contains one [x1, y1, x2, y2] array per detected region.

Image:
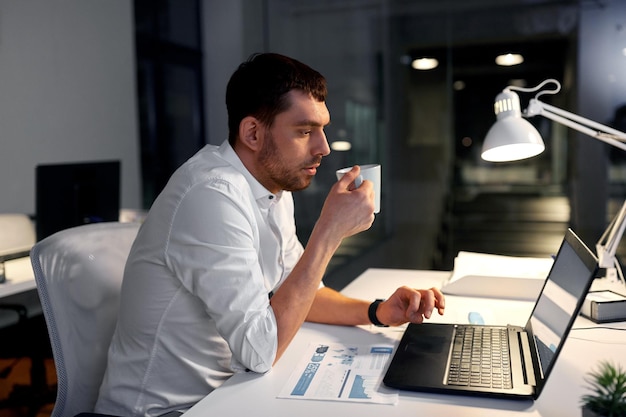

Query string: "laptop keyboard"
[[446, 326, 513, 389]]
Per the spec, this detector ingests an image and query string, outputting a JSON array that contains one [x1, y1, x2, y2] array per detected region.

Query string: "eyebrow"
[[294, 119, 330, 127]]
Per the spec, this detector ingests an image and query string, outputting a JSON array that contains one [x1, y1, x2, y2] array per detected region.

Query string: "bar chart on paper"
[[278, 343, 398, 405]]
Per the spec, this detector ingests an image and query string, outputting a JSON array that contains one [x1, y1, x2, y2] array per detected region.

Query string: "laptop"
[[383, 228, 598, 400]]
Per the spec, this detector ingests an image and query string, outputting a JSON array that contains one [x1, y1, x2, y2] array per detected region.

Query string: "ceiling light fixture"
[[411, 58, 439, 70], [495, 53, 524, 66], [330, 140, 352, 151]]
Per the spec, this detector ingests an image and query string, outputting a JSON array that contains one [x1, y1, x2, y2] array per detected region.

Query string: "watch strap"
[[368, 299, 388, 327]]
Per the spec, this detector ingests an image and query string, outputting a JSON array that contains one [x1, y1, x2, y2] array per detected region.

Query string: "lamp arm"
[[596, 200, 626, 273], [526, 98, 626, 284], [526, 99, 626, 152]]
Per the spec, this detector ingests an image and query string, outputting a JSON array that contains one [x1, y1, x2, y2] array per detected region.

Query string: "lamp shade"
[[481, 90, 545, 162], [481, 117, 545, 162]]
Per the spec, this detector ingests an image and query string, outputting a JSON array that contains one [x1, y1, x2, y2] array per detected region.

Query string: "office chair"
[[31, 222, 140, 417]]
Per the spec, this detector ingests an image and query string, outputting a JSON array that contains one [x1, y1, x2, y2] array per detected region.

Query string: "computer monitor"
[[35, 160, 121, 240]]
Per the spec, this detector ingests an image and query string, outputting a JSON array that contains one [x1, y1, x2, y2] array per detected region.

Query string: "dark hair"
[[226, 53, 327, 146]]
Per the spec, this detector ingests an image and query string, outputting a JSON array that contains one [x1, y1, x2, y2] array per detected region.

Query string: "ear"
[[238, 116, 263, 152]]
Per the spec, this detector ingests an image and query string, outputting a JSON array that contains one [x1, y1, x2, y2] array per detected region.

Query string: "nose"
[[314, 131, 331, 157]]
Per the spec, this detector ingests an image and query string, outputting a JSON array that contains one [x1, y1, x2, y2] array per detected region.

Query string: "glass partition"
[[264, 1, 389, 278], [250, 0, 626, 275]]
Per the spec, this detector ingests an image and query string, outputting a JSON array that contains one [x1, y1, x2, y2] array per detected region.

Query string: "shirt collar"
[[218, 140, 282, 205]]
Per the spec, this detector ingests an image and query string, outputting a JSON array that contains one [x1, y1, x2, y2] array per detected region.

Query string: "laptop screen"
[[527, 229, 597, 381]]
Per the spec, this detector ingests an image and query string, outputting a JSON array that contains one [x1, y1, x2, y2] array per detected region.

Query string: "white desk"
[[184, 268, 626, 417], [0, 257, 36, 298]]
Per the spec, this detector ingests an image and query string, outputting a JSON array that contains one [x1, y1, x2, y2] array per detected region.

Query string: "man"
[[95, 53, 445, 417]]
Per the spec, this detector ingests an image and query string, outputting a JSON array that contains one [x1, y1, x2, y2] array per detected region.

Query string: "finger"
[[419, 289, 436, 319], [412, 313, 424, 324], [431, 287, 446, 315], [353, 175, 363, 189], [406, 291, 423, 322], [338, 165, 361, 189], [347, 175, 365, 192]]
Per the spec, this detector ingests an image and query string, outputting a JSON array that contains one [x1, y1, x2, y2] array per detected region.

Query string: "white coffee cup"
[[335, 164, 381, 214]]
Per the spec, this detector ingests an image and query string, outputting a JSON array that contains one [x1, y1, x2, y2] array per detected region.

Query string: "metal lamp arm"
[[597, 201, 626, 269], [524, 98, 626, 278], [525, 99, 626, 151]]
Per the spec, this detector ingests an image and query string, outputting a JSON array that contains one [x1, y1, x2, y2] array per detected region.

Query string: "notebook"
[[383, 228, 598, 400]]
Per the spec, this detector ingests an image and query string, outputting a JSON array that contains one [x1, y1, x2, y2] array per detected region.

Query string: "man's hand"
[[376, 286, 445, 326], [315, 165, 375, 242]]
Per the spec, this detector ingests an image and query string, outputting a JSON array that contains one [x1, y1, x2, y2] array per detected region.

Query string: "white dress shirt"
[[95, 140, 305, 417]]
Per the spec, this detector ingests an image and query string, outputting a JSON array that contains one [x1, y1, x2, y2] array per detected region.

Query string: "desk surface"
[[0, 257, 36, 298], [185, 268, 626, 417]]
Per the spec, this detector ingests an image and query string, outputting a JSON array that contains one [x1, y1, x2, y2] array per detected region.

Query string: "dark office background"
[[1, 1, 626, 416]]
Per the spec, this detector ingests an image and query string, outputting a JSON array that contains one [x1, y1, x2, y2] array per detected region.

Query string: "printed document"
[[278, 342, 398, 405], [442, 251, 554, 300]]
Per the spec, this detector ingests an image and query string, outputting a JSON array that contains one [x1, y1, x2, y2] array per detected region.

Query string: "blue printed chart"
[[278, 342, 398, 405]]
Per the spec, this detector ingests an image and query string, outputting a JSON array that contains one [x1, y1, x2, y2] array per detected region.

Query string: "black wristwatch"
[[368, 299, 389, 327]]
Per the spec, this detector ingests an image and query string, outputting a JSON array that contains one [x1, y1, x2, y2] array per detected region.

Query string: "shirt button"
[[268, 195, 274, 200]]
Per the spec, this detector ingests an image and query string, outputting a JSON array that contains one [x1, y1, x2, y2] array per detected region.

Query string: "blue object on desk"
[[468, 311, 485, 325]]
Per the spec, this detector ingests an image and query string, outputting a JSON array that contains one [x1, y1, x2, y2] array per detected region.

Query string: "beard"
[[258, 130, 321, 192]]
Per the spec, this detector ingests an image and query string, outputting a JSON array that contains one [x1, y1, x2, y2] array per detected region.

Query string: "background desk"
[[1, 257, 36, 298], [0, 257, 38, 327], [185, 268, 626, 417]]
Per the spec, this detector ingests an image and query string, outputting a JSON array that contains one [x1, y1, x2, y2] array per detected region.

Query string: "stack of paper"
[[442, 251, 554, 301]]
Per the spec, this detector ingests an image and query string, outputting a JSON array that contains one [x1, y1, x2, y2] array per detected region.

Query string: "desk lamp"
[[481, 79, 626, 288]]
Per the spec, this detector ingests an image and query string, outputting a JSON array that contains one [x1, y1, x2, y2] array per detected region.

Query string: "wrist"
[[308, 221, 342, 253], [368, 299, 389, 327]]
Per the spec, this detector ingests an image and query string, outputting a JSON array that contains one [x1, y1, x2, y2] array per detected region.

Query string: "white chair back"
[[31, 222, 140, 417]]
